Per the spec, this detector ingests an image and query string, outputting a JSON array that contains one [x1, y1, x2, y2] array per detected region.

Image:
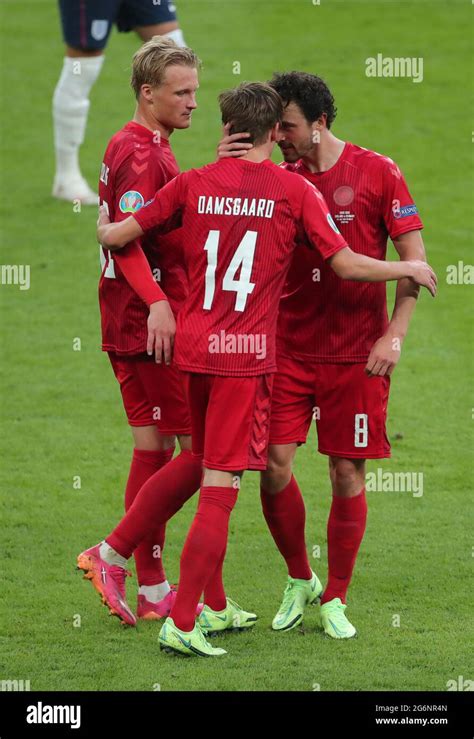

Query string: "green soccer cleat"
[[198, 597, 258, 635], [272, 571, 323, 632], [158, 617, 227, 657], [320, 598, 357, 639]]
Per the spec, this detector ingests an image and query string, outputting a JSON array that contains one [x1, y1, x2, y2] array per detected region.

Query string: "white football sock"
[[139, 582, 171, 603], [164, 29, 186, 48], [52, 55, 104, 182], [99, 540, 128, 568]]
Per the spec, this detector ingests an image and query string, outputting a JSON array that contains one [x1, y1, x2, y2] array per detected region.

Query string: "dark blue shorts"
[[59, 0, 178, 51]]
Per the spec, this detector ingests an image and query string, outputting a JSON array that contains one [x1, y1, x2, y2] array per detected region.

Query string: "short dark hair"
[[269, 71, 337, 128], [219, 82, 283, 146]]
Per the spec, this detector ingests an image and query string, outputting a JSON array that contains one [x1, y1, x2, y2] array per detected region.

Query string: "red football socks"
[[124, 447, 174, 586], [260, 475, 312, 580], [321, 488, 368, 605], [107, 449, 203, 559], [170, 486, 238, 632], [203, 546, 227, 612]]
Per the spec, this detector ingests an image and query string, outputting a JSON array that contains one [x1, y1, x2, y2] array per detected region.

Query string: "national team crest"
[[91, 20, 109, 41], [119, 191, 144, 214], [333, 186, 354, 206]]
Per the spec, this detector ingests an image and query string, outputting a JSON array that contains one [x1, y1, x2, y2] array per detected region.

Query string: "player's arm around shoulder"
[[98, 140, 153, 249], [97, 206, 144, 251], [99, 171, 189, 249]]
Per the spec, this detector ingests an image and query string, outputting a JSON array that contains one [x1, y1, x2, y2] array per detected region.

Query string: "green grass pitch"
[[0, 0, 472, 691]]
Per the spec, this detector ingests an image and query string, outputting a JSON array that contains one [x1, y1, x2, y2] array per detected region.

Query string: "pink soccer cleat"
[[137, 586, 204, 621], [77, 544, 136, 626]]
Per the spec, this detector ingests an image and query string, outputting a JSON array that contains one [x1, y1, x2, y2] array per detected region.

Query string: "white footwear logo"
[[101, 567, 107, 584], [26, 702, 81, 729]]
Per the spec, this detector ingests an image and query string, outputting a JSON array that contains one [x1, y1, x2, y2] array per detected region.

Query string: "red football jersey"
[[278, 143, 424, 362], [98, 121, 186, 355], [134, 157, 347, 376]]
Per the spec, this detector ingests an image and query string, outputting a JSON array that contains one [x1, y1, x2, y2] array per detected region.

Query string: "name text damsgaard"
[[198, 196, 275, 218]]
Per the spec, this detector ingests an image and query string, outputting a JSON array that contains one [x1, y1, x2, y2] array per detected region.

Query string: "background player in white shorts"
[[52, 0, 186, 204]]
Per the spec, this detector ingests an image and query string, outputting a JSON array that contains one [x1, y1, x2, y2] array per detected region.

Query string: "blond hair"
[[131, 36, 200, 99]]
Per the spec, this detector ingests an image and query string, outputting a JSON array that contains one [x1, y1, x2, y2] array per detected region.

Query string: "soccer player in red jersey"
[[220, 71, 434, 639], [79, 82, 436, 654], [96, 37, 202, 623]]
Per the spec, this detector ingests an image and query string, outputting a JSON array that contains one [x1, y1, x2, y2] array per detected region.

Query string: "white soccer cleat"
[[52, 176, 98, 205]]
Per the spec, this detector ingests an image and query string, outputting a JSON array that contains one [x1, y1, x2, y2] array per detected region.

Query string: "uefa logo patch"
[[119, 191, 144, 214]]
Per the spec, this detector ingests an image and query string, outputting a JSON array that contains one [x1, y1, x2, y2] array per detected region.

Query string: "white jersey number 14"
[[203, 229, 257, 312]]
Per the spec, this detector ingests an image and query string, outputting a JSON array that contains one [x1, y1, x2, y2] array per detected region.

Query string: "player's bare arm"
[[98, 168, 186, 250], [97, 206, 144, 250], [329, 246, 438, 297], [366, 229, 426, 377]]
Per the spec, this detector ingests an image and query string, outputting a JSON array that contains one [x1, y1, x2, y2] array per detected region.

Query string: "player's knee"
[[329, 457, 365, 495], [177, 434, 192, 452], [131, 425, 175, 452], [261, 447, 294, 493]]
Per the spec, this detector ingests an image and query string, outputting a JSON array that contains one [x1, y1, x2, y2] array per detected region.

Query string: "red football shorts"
[[108, 352, 191, 435], [269, 355, 391, 459], [182, 372, 274, 471]]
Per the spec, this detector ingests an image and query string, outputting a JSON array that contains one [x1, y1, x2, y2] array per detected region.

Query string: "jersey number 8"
[[354, 413, 368, 448]]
